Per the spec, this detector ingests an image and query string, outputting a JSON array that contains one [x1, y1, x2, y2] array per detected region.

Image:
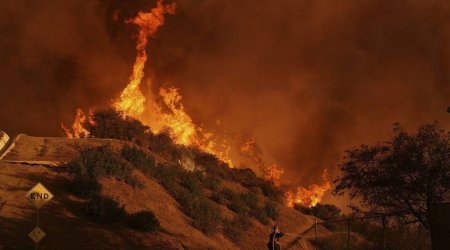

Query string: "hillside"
[[0, 134, 329, 249]]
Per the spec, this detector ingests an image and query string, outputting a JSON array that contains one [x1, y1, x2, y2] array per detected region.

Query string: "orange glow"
[[286, 169, 331, 208], [61, 109, 91, 138]]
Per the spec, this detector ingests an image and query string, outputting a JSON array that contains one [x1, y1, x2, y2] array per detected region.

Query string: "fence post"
[[382, 216, 386, 250], [347, 218, 350, 250], [314, 218, 318, 250]]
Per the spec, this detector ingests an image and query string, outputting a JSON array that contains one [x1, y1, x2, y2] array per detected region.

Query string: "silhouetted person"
[[268, 225, 284, 250]]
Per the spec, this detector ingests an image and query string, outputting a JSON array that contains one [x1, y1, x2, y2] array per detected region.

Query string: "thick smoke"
[[1, 0, 449, 206]]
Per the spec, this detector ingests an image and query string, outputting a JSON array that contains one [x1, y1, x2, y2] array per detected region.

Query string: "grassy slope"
[[0, 135, 324, 249]]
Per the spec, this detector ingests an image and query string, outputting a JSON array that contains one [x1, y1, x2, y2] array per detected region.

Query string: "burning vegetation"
[[61, 0, 330, 208]]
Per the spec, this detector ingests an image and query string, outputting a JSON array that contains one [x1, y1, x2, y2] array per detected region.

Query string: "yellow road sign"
[[25, 182, 54, 209], [29, 226, 45, 243]]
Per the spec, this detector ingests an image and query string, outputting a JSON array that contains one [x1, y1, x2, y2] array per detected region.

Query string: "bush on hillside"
[[223, 214, 252, 243], [87, 108, 151, 147], [211, 191, 227, 205], [121, 145, 156, 175], [71, 175, 101, 197], [193, 150, 230, 178], [127, 210, 160, 232], [84, 195, 126, 223], [241, 191, 259, 209], [253, 206, 270, 225], [229, 195, 248, 214], [265, 201, 279, 220], [202, 174, 221, 191], [149, 131, 180, 161], [260, 182, 284, 202]]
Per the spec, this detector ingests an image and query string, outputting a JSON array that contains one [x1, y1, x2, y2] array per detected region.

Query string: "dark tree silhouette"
[[334, 122, 449, 233]]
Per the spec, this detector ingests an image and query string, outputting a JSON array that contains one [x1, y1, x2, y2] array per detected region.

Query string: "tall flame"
[[62, 0, 331, 207], [61, 108, 91, 138], [114, 1, 176, 117], [286, 169, 332, 208]]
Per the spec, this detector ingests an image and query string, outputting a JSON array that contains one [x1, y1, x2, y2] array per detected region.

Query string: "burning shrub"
[[87, 108, 151, 147], [223, 214, 252, 243], [127, 211, 160, 232], [264, 201, 279, 220], [84, 195, 126, 224]]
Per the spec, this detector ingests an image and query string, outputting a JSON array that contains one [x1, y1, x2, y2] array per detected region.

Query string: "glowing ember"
[[286, 169, 332, 208], [61, 109, 91, 138]]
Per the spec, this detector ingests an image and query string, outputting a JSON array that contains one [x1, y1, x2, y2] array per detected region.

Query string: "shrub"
[[223, 214, 252, 243], [128, 211, 160, 232], [193, 151, 230, 178], [181, 171, 204, 196], [149, 131, 180, 161], [71, 176, 101, 197], [229, 195, 248, 214], [220, 188, 236, 201], [265, 201, 279, 220], [253, 206, 270, 225], [260, 182, 284, 202], [87, 108, 151, 147], [84, 195, 125, 223], [153, 163, 183, 187], [68, 145, 134, 182], [191, 198, 222, 234], [211, 191, 227, 205], [202, 175, 221, 191], [241, 192, 259, 209], [121, 145, 156, 175]]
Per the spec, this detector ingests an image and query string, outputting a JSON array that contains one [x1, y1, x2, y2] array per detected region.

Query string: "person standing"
[[268, 225, 285, 250]]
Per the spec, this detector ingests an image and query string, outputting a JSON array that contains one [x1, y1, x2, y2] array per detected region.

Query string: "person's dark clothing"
[[267, 232, 284, 250]]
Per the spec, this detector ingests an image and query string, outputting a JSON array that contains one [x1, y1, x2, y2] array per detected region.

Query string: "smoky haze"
[[0, 0, 449, 205]]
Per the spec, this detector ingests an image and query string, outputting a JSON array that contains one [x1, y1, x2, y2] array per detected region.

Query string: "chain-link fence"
[[288, 215, 432, 250]]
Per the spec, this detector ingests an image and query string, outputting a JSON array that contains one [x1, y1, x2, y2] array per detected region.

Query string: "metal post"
[[382, 216, 386, 250], [347, 218, 350, 250], [314, 218, 318, 250]]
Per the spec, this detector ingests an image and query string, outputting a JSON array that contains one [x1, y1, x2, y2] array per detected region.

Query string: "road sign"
[[28, 226, 45, 243], [25, 183, 54, 209]]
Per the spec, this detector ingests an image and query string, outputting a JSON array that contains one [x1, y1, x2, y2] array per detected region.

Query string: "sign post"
[[25, 182, 53, 249]]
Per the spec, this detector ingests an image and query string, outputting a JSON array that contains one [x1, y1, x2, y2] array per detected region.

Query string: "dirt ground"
[[0, 135, 323, 249]]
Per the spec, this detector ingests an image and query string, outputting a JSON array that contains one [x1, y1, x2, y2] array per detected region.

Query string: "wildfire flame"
[[286, 169, 332, 208], [114, 0, 176, 118], [61, 108, 91, 138], [62, 0, 331, 208]]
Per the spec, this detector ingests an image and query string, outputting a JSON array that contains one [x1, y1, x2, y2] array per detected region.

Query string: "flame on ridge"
[[62, 0, 330, 207]]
